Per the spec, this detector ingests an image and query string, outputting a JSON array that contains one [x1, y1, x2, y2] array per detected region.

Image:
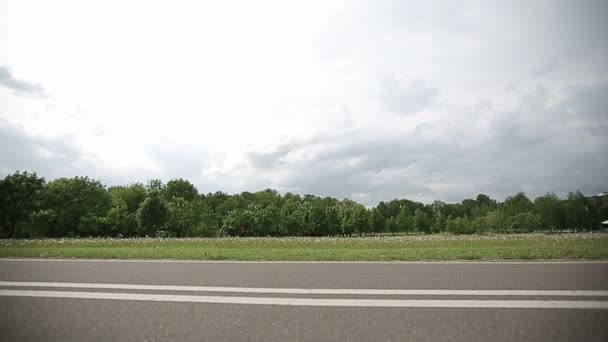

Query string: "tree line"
[[0, 170, 606, 238]]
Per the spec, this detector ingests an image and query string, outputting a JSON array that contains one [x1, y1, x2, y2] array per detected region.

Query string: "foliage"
[[108, 183, 147, 214], [413, 209, 431, 234], [100, 197, 133, 236], [136, 192, 169, 236], [0, 171, 45, 237], [1, 169, 607, 238], [166, 198, 216, 237], [43, 177, 112, 237], [534, 193, 563, 232], [370, 208, 386, 236], [386, 217, 398, 236], [164, 178, 199, 202], [396, 207, 413, 235]]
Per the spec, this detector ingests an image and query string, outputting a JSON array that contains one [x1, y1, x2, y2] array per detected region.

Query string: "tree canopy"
[[1, 170, 606, 238]]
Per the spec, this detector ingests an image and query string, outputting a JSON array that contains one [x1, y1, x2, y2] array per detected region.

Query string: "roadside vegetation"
[[2, 234, 608, 261], [1, 170, 607, 240]]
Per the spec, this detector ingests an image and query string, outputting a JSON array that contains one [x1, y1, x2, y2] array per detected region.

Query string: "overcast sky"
[[1, 0, 607, 205]]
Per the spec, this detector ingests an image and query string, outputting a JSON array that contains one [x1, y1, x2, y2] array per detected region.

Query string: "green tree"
[[0, 171, 45, 237], [165, 197, 216, 237], [431, 201, 447, 233], [324, 200, 342, 236], [414, 209, 431, 234], [196, 202, 219, 237], [446, 216, 473, 234], [100, 197, 132, 236], [108, 183, 147, 214], [145, 179, 165, 193], [205, 191, 229, 211], [338, 199, 358, 237], [386, 216, 398, 236], [433, 213, 446, 233], [376, 201, 390, 221], [279, 199, 305, 236], [166, 197, 195, 237], [136, 192, 169, 236], [396, 207, 413, 235], [565, 191, 592, 232], [481, 210, 506, 233], [43, 177, 112, 237], [504, 192, 534, 217], [78, 213, 101, 236], [534, 193, 562, 232], [475, 193, 496, 208], [25, 209, 56, 238], [250, 203, 280, 236], [460, 198, 477, 217], [370, 208, 386, 236], [509, 212, 542, 232], [222, 208, 254, 236], [350, 205, 369, 236], [164, 178, 199, 202], [216, 195, 247, 217], [254, 189, 281, 207]]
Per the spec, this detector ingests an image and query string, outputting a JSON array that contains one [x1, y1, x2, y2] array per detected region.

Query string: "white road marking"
[[1, 258, 607, 264], [1, 289, 607, 309], [1, 281, 607, 297]]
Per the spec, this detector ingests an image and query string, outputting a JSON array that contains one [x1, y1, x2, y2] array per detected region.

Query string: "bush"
[[509, 212, 542, 232]]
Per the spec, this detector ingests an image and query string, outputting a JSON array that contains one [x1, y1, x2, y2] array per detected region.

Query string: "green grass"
[[1, 233, 607, 261]]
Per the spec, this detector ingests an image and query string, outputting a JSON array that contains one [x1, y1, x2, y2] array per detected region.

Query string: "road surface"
[[1, 259, 607, 341]]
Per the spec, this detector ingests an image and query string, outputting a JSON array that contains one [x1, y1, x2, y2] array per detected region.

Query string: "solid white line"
[[1, 258, 607, 264], [1, 281, 607, 297], [1, 289, 607, 309]]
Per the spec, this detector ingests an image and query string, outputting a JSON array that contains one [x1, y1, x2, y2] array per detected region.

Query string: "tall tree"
[[164, 179, 199, 202], [100, 197, 132, 236], [250, 203, 280, 236], [504, 192, 534, 217], [566, 191, 591, 232], [386, 217, 399, 236], [396, 207, 413, 235], [279, 199, 305, 236], [534, 193, 562, 232], [350, 205, 369, 236], [166, 197, 216, 237], [0, 171, 45, 237], [414, 209, 431, 234], [43, 177, 111, 237], [145, 179, 165, 193], [136, 192, 169, 236], [370, 208, 386, 236], [108, 183, 147, 214]]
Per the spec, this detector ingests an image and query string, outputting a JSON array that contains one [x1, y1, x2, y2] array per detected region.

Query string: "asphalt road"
[[1, 259, 607, 341]]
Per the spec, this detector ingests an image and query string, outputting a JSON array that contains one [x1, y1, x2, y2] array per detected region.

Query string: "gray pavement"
[[2, 259, 608, 289], [1, 259, 608, 341]]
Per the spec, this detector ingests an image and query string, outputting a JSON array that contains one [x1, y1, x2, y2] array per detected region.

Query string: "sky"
[[0, 0, 607, 205]]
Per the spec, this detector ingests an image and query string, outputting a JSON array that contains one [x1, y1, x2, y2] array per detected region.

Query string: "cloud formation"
[[379, 74, 439, 115], [0, 120, 90, 179], [0, 65, 46, 97], [226, 82, 608, 205], [0, 0, 607, 205]]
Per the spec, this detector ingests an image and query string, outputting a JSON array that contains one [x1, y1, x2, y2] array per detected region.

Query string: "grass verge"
[[1, 233, 607, 261]]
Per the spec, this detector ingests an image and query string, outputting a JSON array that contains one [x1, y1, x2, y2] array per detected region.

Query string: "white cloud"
[[1, 0, 607, 204]]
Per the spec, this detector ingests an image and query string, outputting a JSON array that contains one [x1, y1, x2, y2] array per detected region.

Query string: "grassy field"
[[1, 233, 607, 261]]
